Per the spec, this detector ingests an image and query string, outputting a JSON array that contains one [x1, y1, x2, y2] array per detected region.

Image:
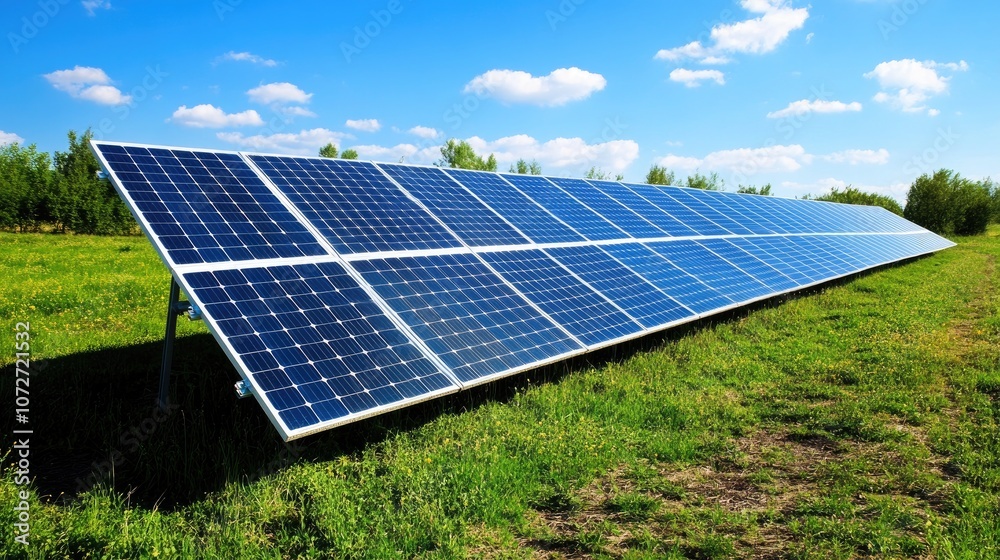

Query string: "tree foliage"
[[736, 184, 773, 196], [509, 159, 542, 175], [438, 139, 497, 171], [340, 148, 359, 160], [319, 143, 339, 158], [813, 185, 903, 216], [904, 169, 993, 235], [585, 166, 624, 181], [685, 172, 724, 191], [645, 165, 674, 186]]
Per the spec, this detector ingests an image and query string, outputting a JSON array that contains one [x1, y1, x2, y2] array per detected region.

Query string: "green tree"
[[438, 139, 497, 171], [685, 171, 723, 191], [736, 184, 773, 196], [0, 142, 52, 232], [585, 166, 624, 181], [340, 148, 359, 160], [904, 170, 959, 233], [319, 143, 339, 158], [815, 186, 902, 216], [509, 159, 542, 175], [53, 129, 135, 235], [645, 165, 674, 186], [952, 178, 993, 235]]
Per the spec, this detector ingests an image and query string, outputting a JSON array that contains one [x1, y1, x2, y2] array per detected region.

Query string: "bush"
[[904, 169, 992, 236], [813, 186, 903, 216]]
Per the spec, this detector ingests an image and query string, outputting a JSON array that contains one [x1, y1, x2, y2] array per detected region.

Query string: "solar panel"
[[377, 164, 529, 247], [247, 155, 462, 255], [92, 140, 956, 440], [351, 252, 582, 385]]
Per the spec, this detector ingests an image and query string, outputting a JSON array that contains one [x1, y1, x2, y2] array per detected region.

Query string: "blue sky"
[[2, 0, 997, 199]]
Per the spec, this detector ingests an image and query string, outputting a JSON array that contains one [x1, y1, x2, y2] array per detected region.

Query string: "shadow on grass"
[[10, 257, 923, 511]]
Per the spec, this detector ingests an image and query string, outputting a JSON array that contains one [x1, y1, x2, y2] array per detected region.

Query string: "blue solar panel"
[[601, 243, 733, 314], [647, 240, 774, 304], [378, 164, 529, 247], [183, 261, 457, 437], [93, 143, 328, 265], [586, 180, 700, 237], [696, 190, 776, 235], [248, 155, 462, 255], [695, 238, 800, 292], [727, 236, 824, 285], [661, 188, 757, 236], [444, 169, 585, 244], [352, 252, 582, 385], [479, 249, 644, 347], [547, 177, 666, 239], [624, 184, 732, 236], [503, 174, 628, 241], [546, 245, 694, 328]]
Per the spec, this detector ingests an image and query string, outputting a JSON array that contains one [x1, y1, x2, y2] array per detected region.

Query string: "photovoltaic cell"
[[546, 245, 694, 328], [647, 240, 774, 304], [695, 238, 799, 292], [378, 164, 529, 247], [661, 188, 756, 235], [93, 143, 327, 265], [352, 252, 581, 384], [248, 155, 462, 254], [503, 174, 627, 241], [586, 180, 700, 237], [624, 184, 732, 236], [479, 249, 644, 347], [182, 261, 457, 436], [547, 177, 666, 239], [444, 169, 585, 244]]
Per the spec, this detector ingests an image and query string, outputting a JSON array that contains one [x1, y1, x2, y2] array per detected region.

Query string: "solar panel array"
[[92, 141, 955, 440]]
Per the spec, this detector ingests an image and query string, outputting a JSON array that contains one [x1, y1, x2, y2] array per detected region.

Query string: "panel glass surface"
[[502, 174, 627, 241], [587, 180, 700, 237], [547, 177, 665, 239], [647, 240, 774, 303]]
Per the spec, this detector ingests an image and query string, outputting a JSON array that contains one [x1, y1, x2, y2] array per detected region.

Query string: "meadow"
[[1, 229, 998, 559]]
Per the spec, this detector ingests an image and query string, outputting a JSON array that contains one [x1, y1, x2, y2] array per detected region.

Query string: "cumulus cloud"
[[659, 144, 813, 175], [82, 1, 111, 15], [247, 82, 313, 105], [352, 143, 441, 163], [865, 59, 967, 115], [781, 178, 910, 202], [408, 126, 440, 139], [463, 67, 607, 106], [217, 51, 278, 67], [217, 128, 353, 155], [170, 104, 264, 128], [655, 0, 809, 67], [669, 69, 726, 87], [767, 99, 863, 118], [0, 131, 24, 145], [821, 149, 890, 165], [279, 106, 317, 118], [345, 119, 381, 132], [43, 66, 131, 105]]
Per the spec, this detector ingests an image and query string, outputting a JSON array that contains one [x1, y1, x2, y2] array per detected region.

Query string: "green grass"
[[2, 229, 999, 559]]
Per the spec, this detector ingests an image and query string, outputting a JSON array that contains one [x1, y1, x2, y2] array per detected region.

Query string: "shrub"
[[904, 169, 992, 235], [814, 186, 903, 216]]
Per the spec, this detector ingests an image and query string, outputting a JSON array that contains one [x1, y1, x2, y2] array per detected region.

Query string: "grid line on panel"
[[695, 238, 800, 293], [662, 188, 757, 236], [444, 169, 586, 244], [352, 252, 582, 385], [502, 174, 630, 241], [547, 177, 667, 239], [545, 245, 695, 329], [586, 180, 701, 237], [479, 249, 645, 347], [94, 143, 327, 265], [696, 190, 776, 235], [727, 236, 818, 285], [377, 163, 530, 247], [182, 261, 457, 436], [248, 155, 463, 255]]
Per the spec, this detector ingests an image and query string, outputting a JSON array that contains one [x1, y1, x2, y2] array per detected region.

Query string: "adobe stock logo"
[[340, 0, 405, 64], [8, 0, 72, 54]]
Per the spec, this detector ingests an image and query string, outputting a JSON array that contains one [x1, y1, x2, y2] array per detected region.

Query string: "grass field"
[[1, 229, 999, 559]]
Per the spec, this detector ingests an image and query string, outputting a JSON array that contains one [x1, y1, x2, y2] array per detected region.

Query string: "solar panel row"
[[91, 141, 955, 440]]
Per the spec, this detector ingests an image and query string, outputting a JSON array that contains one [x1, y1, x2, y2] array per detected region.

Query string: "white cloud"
[[780, 178, 910, 202], [463, 67, 607, 106], [247, 82, 313, 105], [658, 145, 813, 174], [43, 66, 131, 106], [466, 135, 639, 174], [822, 149, 890, 165], [767, 99, 863, 118], [655, 0, 809, 66], [865, 59, 967, 115], [170, 104, 264, 128], [0, 131, 24, 145], [279, 106, 317, 118], [408, 126, 440, 139], [806, 32, 814, 43], [345, 119, 381, 132], [217, 51, 278, 67], [217, 128, 353, 155], [669, 69, 725, 87], [82, 1, 110, 15], [352, 143, 441, 163]]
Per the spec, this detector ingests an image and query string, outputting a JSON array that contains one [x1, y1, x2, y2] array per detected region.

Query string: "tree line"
[[1, 134, 995, 236]]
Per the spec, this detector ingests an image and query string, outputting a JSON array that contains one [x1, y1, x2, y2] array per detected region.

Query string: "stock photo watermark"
[[879, 0, 931, 39], [340, 0, 406, 64], [902, 127, 958, 177], [7, 0, 72, 54], [91, 65, 169, 141], [12, 322, 33, 546]]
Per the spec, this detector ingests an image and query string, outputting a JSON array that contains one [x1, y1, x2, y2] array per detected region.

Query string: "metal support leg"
[[159, 278, 181, 410]]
